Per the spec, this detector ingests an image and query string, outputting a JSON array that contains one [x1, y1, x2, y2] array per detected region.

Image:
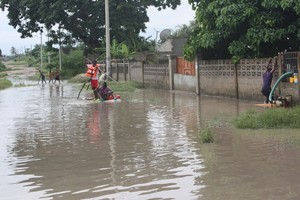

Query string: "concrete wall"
[[198, 58, 300, 101], [174, 74, 196, 92], [129, 61, 144, 83], [144, 64, 169, 89], [199, 60, 237, 98], [111, 63, 129, 82], [109, 54, 300, 102]]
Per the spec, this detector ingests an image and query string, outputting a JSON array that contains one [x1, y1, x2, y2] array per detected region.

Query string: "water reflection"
[[1, 85, 300, 200], [87, 106, 102, 144], [49, 85, 64, 97]]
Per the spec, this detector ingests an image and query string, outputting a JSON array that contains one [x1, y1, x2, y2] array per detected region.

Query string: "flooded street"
[[1, 80, 300, 200]]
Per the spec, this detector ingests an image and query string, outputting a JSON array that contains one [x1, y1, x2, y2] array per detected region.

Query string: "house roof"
[[156, 37, 188, 57]]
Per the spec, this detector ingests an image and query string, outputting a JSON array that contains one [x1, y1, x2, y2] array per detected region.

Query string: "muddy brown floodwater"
[[1, 75, 300, 200]]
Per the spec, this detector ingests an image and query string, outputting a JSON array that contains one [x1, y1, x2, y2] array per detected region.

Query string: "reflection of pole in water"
[[235, 99, 240, 116], [61, 86, 63, 97], [49, 85, 53, 97], [108, 107, 117, 185], [87, 108, 101, 143], [196, 95, 201, 130], [55, 85, 63, 97], [56, 85, 59, 96]]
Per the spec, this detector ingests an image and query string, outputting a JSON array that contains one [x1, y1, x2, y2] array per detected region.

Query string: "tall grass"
[[199, 127, 214, 143], [0, 60, 7, 72], [234, 106, 300, 129], [0, 72, 8, 78], [109, 81, 144, 92], [0, 78, 13, 90]]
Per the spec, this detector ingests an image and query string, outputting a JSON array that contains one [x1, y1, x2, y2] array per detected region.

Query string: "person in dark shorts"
[[38, 70, 47, 85], [48, 69, 54, 84], [54, 68, 60, 84], [261, 56, 277, 104]]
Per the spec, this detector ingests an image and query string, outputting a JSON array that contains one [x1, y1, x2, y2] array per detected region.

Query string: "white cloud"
[[0, 1, 195, 55], [141, 1, 195, 39], [0, 11, 43, 55]]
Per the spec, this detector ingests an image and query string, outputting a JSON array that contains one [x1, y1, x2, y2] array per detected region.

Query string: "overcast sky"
[[0, 1, 195, 55]]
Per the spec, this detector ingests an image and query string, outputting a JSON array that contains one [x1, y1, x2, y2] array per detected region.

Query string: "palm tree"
[[96, 39, 135, 61]]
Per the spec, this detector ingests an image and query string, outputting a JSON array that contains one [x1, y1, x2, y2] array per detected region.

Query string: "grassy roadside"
[[0, 78, 13, 90], [234, 106, 300, 129], [69, 73, 144, 92], [108, 81, 144, 92]]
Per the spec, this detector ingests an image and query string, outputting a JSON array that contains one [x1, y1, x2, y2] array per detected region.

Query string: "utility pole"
[[58, 26, 62, 71], [40, 31, 43, 70], [59, 40, 62, 71], [105, 0, 111, 76]]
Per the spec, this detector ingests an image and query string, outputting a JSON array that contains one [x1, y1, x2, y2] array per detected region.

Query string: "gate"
[[176, 57, 195, 75]]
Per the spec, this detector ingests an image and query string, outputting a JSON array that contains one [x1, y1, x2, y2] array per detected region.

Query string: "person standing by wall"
[[261, 56, 277, 104]]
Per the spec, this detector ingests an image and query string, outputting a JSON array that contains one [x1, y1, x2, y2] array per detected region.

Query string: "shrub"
[[200, 128, 214, 143], [61, 50, 85, 79], [0, 61, 7, 71], [109, 81, 144, 92], [234, 106, 300, 129], [0, 78, 13, 90], [0, 72, 8, 78]]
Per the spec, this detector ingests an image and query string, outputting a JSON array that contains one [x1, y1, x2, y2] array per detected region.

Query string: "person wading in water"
[[38, 70, 47, 85]]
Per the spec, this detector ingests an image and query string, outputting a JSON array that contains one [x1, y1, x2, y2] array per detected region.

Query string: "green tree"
[[1, 0, 180, 54], [184, 0, 300, 60], [97, 39, 135, 60], [10, 47, 17, 56], [171, 21, 196, 38]]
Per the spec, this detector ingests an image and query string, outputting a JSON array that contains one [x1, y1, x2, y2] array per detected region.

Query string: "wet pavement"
[[1, 79, 300, 200]]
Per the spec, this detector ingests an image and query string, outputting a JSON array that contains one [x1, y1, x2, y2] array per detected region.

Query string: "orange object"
[[86, 64, 100, 78]]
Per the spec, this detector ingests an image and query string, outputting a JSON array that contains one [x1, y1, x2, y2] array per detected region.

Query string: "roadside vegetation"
[[0, 60, 7, 72], [199, 127, 214, 143], [0, 73, 8, 78], [0, 78, 13, 90], [108, 81, 144, 92], [234, 106, 300, 129], [0, 61, 12, 89]]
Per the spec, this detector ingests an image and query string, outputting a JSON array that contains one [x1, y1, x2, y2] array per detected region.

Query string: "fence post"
[[297, 52, 300, 103], [142, 61, 145, 87], [116, 63, 119, 81], [168, 54, 176, 90], [123, 62, 126, 81], [234, 62, 239, 99], [128, 60, 131, 81], [278, 54, 283, 95], [195, 56, 200, 95]]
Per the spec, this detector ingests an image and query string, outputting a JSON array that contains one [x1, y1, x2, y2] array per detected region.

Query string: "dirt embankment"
[[3, 61, 37, 77]]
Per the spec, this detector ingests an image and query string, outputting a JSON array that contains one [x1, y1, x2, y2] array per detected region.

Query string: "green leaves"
[[184, 0, 300, 60], [96, 39, 135, 60], [1, 0, 181, 52]]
